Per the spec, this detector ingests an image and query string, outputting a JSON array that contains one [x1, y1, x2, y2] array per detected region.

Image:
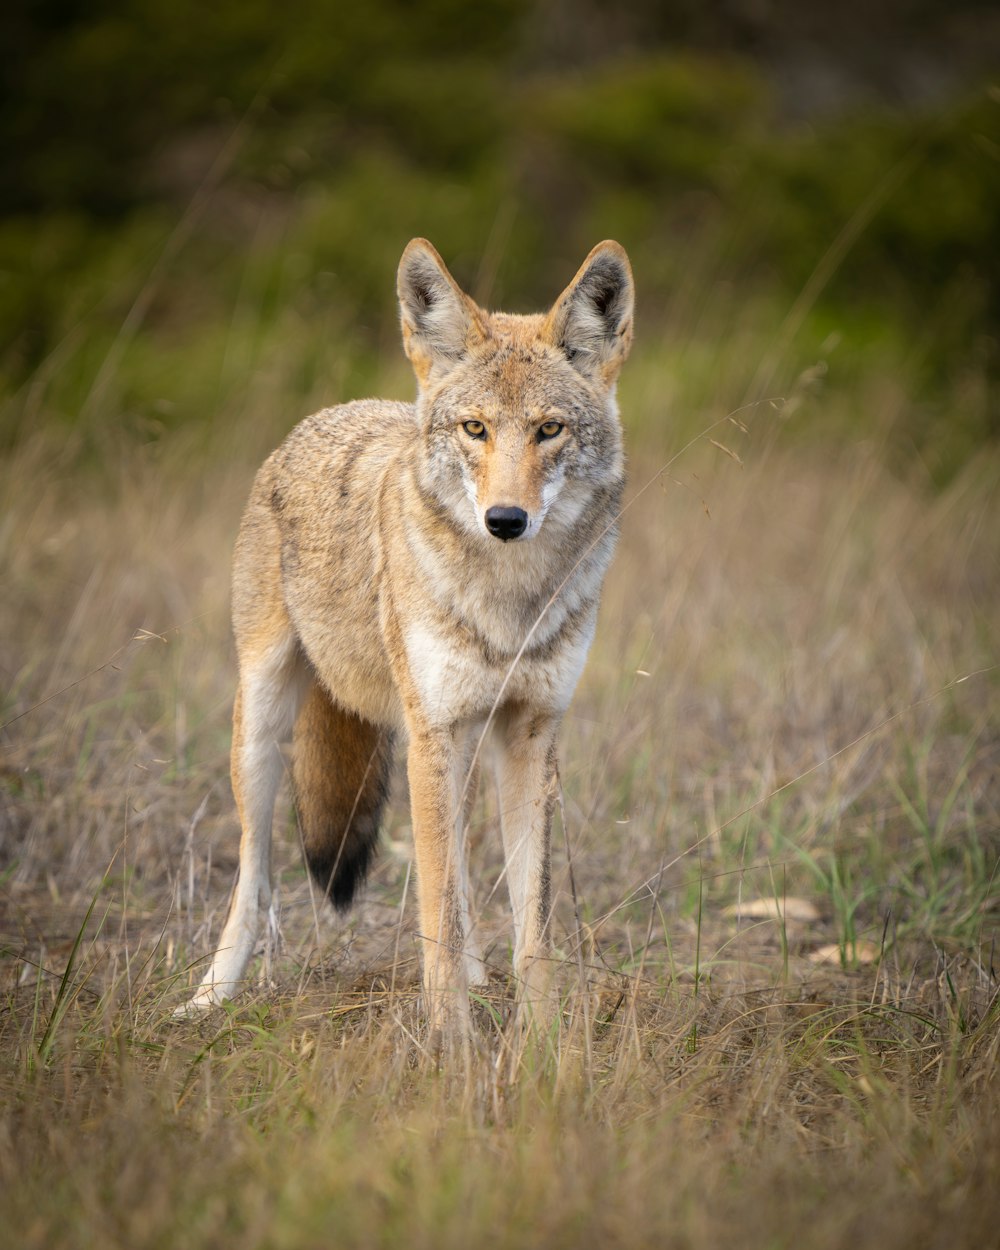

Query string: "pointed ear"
[[397, 239, 486, 383], [543, 241, 634, 384]]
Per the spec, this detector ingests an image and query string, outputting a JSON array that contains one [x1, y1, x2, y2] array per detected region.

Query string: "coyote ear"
[[397, 239, 486, 383], [543, 241, 634, 384]]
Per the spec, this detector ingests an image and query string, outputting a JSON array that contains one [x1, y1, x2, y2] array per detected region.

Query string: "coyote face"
[[184, 238, 634, 1050], [401, 242, 631, 548], [417, 340, 624, 543]]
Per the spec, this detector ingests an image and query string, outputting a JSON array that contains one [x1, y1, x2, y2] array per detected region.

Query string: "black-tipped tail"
[[293, 680, 394, 910]]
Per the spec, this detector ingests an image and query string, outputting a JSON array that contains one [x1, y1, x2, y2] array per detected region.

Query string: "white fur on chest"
[[403, 607, 596, 729], [411, 528, 606, 652]]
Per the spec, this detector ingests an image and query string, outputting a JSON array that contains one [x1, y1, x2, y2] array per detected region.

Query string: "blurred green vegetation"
[[2, 1, 997, 476]]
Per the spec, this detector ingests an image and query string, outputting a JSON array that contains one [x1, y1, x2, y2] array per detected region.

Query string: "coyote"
[[185, 238, 634, 1039]]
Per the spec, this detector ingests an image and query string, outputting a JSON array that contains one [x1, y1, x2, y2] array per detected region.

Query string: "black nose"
[[485, 506, 528, 541]]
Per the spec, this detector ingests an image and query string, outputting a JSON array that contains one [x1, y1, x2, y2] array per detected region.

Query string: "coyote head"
[[398, 239, 633, 543]]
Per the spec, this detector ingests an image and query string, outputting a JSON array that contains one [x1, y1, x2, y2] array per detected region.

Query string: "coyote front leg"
[[494, 707, 560, 1020], [407, 727, 473, 1042]]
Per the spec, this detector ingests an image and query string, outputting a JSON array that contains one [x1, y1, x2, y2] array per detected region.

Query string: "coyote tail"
[[293, 679, 394, 909]]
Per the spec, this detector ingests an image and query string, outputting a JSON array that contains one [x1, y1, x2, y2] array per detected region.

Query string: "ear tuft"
[[397, 239, 484, 381], [544, 241, 634, 383]]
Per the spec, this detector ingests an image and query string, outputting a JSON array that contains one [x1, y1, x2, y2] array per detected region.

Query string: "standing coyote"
[[185, 238, 634, 1038]]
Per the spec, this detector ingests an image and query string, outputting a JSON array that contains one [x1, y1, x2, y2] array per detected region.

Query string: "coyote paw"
[[171, 984, 227, 1020]]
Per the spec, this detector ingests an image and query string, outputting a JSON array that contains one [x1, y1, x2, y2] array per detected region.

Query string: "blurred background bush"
[[2, 0, 997, 476]]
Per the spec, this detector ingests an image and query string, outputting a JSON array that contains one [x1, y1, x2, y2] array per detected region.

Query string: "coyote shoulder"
[[185, 238, 634, 1038]]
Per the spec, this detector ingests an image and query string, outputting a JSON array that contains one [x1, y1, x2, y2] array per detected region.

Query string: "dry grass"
[[1, 368, 998, 1248]]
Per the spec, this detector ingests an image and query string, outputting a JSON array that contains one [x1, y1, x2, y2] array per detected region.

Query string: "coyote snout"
[[185, 236, 634, 1047], [485, 505, 528, 540]]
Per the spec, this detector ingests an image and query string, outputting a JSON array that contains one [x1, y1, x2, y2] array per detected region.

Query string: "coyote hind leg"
[[183, 633, 305, 1011]]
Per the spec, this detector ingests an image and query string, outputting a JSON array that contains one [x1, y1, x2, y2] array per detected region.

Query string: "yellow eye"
[[538, 420, 563, 440], [463, 420, 486, 439]]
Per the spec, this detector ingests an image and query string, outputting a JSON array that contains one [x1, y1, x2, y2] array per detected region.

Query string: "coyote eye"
[[462, 420, 486, 439], [538, 420, 564, 440]]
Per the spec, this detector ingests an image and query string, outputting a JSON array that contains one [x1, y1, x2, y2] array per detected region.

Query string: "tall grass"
[[1, 281, 998, 1246]]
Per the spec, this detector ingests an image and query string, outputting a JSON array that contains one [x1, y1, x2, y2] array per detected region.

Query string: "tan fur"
[[293, 682, 393, 909], [184, 239, 634, 1040]]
